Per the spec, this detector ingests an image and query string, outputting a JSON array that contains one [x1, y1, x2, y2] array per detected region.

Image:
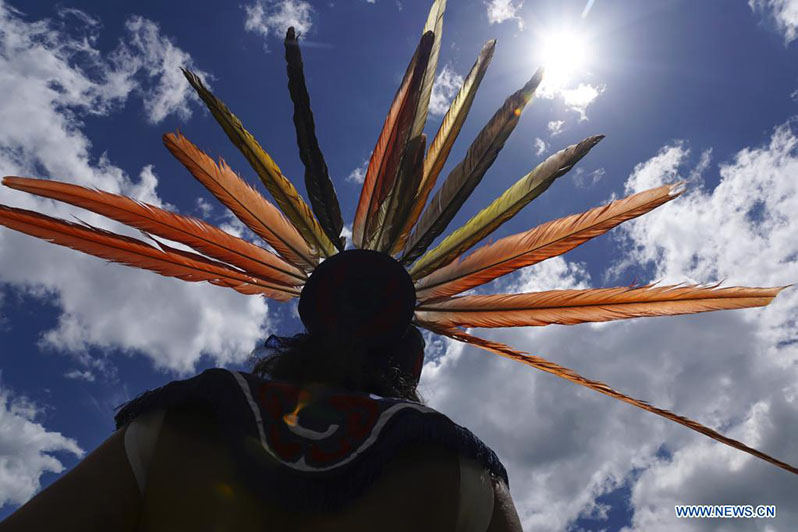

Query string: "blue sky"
[[1, 0, 797, 529]]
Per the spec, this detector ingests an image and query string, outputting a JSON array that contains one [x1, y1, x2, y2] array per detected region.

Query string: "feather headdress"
[[0, 0, 794, 475]]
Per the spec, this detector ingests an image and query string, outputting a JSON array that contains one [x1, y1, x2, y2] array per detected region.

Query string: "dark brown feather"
[[285, 27, 345, 251]]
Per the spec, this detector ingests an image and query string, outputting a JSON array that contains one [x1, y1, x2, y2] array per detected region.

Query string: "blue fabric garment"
[[114, 368, 507, 512]]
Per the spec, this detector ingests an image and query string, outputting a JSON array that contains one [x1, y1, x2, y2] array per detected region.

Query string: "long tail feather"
[[400, 68, 544, 267], [391, 40, 496, 256], [182, 69, 336, 258], [409, 0, 446, 140], [409, 135, 603, 279], [415, 284, 787, 328], [3, 176, 306, 287], [417, 320, 798, 475], [285, 27, 345, 251], [0, 205, 299, 300], [352, 32, 434, 248], [163, 132, 317, 271], [415, 183, 683, 301]]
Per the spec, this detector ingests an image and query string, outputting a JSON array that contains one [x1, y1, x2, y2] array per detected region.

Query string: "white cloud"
[[749, 0, 798, 43], [622, 142, 688, 195], [560, 82, 606, 121], [0, 384, 83, 507], [0, 2, 272, 375], [572, 166, 605, 188], [341, 223, 353, 249], [538, 81, 607, 121], [346, 158, 369, 184], [484, 0, 525, 29], [244, 0, 313, 47], [419, 120, 798, 530], [64, 369, 95, 382], [428, 64, 464, 118], [194, 197, 214, 218], [533, 137, 547, 156], [109, 16, 208, 124], [547, 119, 565, 136]]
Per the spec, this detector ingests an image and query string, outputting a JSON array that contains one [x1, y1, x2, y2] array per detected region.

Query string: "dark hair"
[[250, 332, 423, 403]]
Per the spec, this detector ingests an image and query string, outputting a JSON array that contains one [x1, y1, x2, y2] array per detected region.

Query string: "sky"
[[0, 0, 797, 529]]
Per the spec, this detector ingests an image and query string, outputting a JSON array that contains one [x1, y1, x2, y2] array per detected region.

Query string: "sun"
[[538, 28, 590, 91]]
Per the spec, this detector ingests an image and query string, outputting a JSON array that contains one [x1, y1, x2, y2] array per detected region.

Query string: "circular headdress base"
[[298, 250, 416, 349]]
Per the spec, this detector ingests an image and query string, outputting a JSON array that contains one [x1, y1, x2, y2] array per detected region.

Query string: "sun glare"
[[538, 29, 590, 91]]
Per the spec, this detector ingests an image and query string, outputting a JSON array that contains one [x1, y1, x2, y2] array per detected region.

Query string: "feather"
[[416, 320, 798, 475], [182, 69, 336, 258], [414, 183, 684, 302], [391, 40, 495, 256], [352, 32, 434, 248], [400, 68, 544, 267], [0, 204, 299, 301], [415, 283, 787, 328], [409, 135, 604, 279], [284, 27, 345, 251], [2, 176, 306, 287], [163, 132, 317, 271], [409, 0, 446, 140], [372, 134, 426, 253]]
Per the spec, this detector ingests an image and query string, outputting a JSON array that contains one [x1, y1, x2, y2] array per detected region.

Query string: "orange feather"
[[416, 320, 798, 475], [163, 132, 317, 272], [3, 176, 306, 287], [0, 204, 298, 301], [415, 283, 787, 328], [352, 32, 434, 248], [415, 183, 683, 302]]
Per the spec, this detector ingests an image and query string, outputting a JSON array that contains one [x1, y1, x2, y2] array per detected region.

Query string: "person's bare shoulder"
[[0, 425, 141, 532], [486, 476, 524, 532]]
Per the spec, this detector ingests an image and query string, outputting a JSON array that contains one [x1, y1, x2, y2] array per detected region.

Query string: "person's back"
[[136, 406, 518, 531], [0, 399, 522, 532]]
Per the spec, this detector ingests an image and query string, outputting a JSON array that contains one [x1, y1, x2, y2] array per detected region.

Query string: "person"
[[0, 250, 523, 532]]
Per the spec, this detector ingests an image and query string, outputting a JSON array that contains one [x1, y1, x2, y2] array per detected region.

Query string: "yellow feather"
[[182, 69, 336, 258], [391, 40, 496, 255], [415, 183, 683, 301], [409, 135, 603, 279]]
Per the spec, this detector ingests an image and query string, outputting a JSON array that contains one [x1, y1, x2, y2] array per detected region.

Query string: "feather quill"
[[416, 320, 798, 475], [410, 135, 604, 279], [415, 183, 683, 301], [352, 32, 434, 248], [182, 69, 336, 258], [391, 40, 496, 255], [285, 27, 345, 251], [0, 205, 298, 300], [400, 68, 544, 266], [163, 132, 316, 271], [2, 176, 306, 287], [415, 283, 786, 328]]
